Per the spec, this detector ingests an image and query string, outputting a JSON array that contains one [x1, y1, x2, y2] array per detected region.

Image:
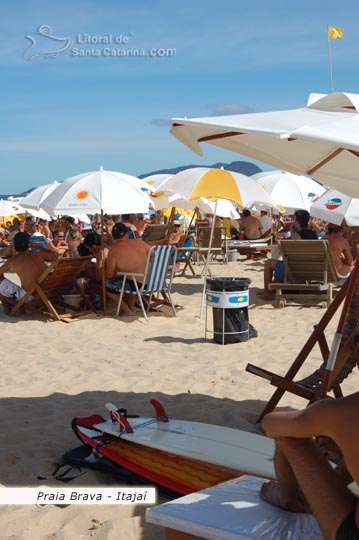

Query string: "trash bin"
[[206, 277, 252, 344]]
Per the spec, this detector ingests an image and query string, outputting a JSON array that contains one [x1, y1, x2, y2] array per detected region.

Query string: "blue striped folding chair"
[[115, 245, 177, 320]]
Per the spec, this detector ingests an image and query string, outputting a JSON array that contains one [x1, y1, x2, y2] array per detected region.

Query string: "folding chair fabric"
[[115, 245, 177, 320]]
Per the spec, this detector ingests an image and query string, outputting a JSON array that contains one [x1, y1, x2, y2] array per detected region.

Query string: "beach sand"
[[0, 255, 356, 539]]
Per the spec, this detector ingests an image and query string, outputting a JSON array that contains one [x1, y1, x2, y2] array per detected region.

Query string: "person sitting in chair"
[[260, 392, 359, 540], [240, 209, 263, 240], [0, 232, 58, 302], [259, 209, 317, 301], [324, 223, 354, 277], [105, 223, 151, 316]]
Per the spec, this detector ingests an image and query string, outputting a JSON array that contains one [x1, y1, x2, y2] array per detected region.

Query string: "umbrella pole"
[[100, 209, 107, 316], [200, 199, 218, 318], [318, 252, 359, 399]]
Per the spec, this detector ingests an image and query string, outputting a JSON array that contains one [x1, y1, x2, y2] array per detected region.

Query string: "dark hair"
[[112, 223, 128, 240], [242, 209, 251, 217], [122, 214, 130, 221], [14, 232, 30, 252], [294, 209, 310, 228], [83, 232, 101, 248], [77, 243, 91, 256], [327, 223, 342, 234]]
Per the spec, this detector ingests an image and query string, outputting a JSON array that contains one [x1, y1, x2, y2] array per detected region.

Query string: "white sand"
[[0, 256, 356, 539]]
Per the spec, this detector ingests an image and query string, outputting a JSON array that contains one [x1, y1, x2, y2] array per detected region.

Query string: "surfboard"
[[72, 400, 275, 494]]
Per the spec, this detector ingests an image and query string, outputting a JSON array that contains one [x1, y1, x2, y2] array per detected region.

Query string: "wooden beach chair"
[[269, 239, 344, 308], [0, 256, 95, 322], [196, 226, 227, 264], [246, 275, 359, 422], [141, 224, 169, 245], [115, 244, 177, 321]]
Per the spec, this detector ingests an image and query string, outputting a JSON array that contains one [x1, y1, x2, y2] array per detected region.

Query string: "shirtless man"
[[324, 224, 354, 277], [0, 232, 58, 301], [240, 209, 263, 240], [260, 393, 359, 540], [105, 223, 151, 315]]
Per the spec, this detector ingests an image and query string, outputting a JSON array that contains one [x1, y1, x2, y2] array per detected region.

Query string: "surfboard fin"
[[105, 403, 134, 433], [150, 399, 169, 422]]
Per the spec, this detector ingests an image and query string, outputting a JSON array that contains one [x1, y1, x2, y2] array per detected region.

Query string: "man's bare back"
[[324, 228, 354, 276], [0, 233, 58, 291], [240, 210, 263, 239], [106, 238, 151, 280]]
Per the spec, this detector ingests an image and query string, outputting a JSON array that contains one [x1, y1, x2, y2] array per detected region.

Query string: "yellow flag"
[[328, 25, 343, 39]]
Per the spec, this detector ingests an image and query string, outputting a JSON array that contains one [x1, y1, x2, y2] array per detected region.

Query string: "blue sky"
[[1, 0, 359, 193]]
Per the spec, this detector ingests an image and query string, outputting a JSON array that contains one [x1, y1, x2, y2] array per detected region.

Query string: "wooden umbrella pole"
[[101, 209, 107, 315], [200, 199, 218, 318], [319, 252, 359, 398]]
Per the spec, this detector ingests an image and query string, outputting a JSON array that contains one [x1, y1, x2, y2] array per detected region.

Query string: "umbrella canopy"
[[252, 170, 326, 214], [156, 167, 277, 317], [20, 181, 60, 211], [155, 167, 278, 210], [0, 199, 25, 217], [41, 167, 151, 216], [170, 92, 359, 198], [310, 189, 359, 227], [152, 192, 240, 218]]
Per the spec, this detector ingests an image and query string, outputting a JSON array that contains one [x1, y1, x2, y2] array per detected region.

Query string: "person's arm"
[[0, 258, 12, 279], [333, 458, 353, 487], [342, 243, 354, 266], [105, 251, 116, 278]]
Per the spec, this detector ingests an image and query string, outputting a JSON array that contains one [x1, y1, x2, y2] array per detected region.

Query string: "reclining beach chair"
[[141, 224, 169, 245], [246, 275, 359, 421], [269, 239, 344, 308], [196, 226, 227, 265], [115, 244, 177, 320], [0, 256, 95, 322]]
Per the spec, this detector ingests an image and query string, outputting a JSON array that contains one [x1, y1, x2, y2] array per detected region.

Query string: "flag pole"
[[327, 25, 334, 92]]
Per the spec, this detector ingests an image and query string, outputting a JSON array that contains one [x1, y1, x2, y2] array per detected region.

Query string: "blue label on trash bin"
[[206, 290, 249, 309]]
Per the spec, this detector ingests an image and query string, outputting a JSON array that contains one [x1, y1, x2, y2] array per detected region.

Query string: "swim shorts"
[[105, 277, 137, 294], [274, 260, 285, 282], [336, 509, 359, 540], [0, 278, 28, 301]]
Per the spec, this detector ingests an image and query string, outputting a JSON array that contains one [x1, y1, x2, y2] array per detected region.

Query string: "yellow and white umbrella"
[[155, 167, 278, 316]]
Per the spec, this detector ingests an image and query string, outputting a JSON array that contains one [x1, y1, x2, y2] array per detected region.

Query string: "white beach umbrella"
[[170, 92, 359, 395], [142, 173, 172, 192], [20, 181, 60, 211], [310, 189, 359, 226], [0, 199, 25, 217], [252, 170, 326, 214], [41, 167, 151, 216], [170, 92, 359, 198], [40, 167, 151, 314]]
